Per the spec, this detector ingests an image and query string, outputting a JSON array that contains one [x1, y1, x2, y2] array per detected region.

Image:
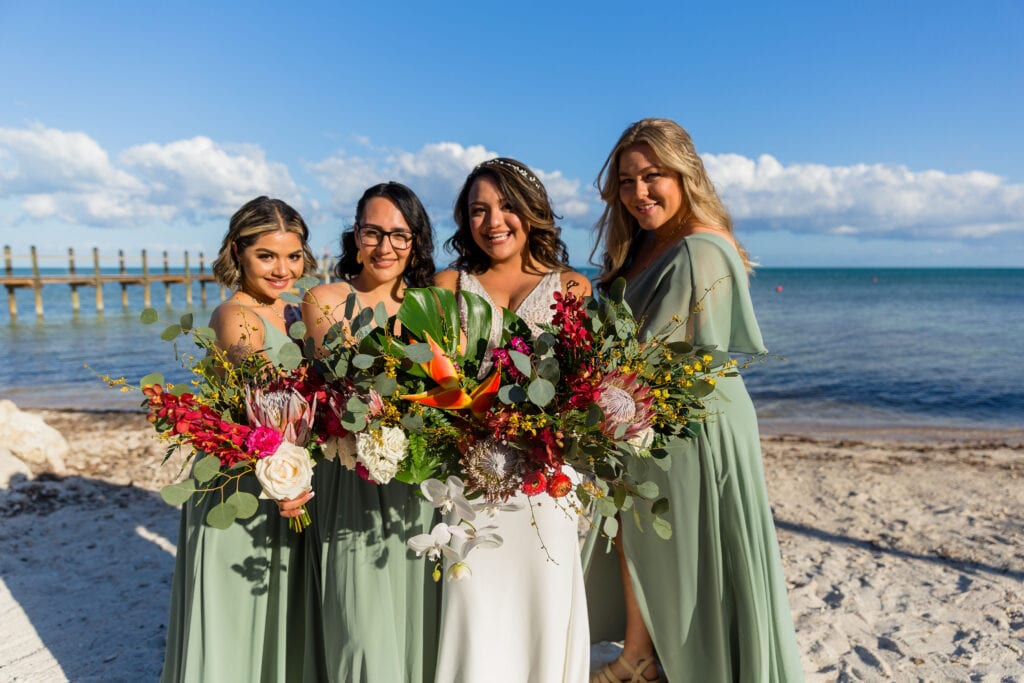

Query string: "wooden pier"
[[2, 245, 337, 320]]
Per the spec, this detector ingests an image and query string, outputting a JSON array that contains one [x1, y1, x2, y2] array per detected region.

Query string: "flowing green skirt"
[[304, 459, 440, 683], [584, 375, 804, 682], [161, 473, 308, 682]]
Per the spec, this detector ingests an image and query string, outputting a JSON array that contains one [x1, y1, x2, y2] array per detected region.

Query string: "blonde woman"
[[585, 119, 803, 682]]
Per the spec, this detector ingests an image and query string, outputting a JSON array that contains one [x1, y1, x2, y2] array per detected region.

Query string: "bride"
[[432, 157, 592, 682]]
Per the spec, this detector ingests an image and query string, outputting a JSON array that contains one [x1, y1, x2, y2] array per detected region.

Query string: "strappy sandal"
[[589, 655, 665, 683]]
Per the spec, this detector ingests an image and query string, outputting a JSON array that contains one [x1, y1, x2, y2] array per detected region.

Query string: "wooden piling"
[[142, 249, 151, 308], [184, 251, 192, 307], [163, 251, 171, 307], [199, 252, 207, 307], [119, 249, 129, 310], [4, 245, 15, 319], [68, 248, 80, 313], [93, 247, 103, 313], [31, 246, 43, 317]]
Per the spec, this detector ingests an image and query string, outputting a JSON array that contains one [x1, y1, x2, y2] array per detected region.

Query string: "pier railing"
[[1, 245, 338, 319]]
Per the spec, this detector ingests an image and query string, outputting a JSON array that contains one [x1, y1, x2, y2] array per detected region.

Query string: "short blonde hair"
[[591, 118, 752, 291], [211, 196, 317, 287]]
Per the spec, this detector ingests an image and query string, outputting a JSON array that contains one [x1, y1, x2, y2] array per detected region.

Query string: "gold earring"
[[356, 252, 363, 264]]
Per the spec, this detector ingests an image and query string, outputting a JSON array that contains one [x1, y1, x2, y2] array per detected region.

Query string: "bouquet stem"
[[289, 506, 312, 533]]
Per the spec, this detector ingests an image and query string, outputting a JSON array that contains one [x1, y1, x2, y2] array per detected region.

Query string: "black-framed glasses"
[[356, 225, 413, 250]]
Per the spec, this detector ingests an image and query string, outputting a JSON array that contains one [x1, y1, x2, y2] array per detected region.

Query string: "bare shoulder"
[[304, 281, 351, 309], [560, 270, 592, 296], [690, 225, 739, 252], [434, 269, 460, 291]]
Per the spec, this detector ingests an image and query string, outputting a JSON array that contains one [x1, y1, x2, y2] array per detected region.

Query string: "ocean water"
[[1, 268, 1022, 431]]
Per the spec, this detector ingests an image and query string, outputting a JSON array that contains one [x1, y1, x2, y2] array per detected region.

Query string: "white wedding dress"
[[433, 270, 590, 683]]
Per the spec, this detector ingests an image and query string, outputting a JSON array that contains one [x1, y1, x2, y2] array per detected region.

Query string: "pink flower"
[[244, 426, 284, 459]]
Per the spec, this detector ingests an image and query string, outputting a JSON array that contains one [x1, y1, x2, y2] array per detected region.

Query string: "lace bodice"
[[458, 270, 561, 377]]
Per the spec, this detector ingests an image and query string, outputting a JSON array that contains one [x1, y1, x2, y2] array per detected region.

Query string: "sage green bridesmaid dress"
[[584, 233, 804, 682], [303, 463, 440, 682], [301, 281, 440, 682], [161, 316, 311, 683]]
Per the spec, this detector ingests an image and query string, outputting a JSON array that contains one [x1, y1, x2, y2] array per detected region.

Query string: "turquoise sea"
[[1, 267, 1022, 432]]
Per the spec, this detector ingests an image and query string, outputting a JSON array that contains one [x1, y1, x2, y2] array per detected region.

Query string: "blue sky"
[[1, 1, 1022, 268]]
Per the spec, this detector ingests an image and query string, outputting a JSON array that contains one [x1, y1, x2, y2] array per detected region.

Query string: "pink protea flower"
[[245, 386, 316, 445], [596, 370, 655, 441], [244, 426, 284, 458]]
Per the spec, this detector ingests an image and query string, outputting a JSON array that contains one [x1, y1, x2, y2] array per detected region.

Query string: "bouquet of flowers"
[[133, 300, 335, 532]]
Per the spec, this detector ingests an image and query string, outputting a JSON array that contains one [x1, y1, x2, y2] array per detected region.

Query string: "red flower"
[[521, 470, 547, 496], [546, 471, 573, 498], [528, 426, 564, 469]]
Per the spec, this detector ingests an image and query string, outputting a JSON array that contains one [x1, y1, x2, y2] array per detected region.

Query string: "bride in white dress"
[[433, 157, 592, 683]]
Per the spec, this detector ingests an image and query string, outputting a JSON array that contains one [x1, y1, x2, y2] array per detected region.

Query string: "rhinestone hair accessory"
[[478, 158, 542, 189]]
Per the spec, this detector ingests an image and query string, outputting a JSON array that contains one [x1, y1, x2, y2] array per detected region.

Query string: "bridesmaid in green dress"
[[160, 196, 319, 683], [584, 119, 804, 682], [296, 182, 441, 682]]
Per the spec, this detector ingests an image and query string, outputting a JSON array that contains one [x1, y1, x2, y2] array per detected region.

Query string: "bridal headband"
[[478, 158, 542, 189]]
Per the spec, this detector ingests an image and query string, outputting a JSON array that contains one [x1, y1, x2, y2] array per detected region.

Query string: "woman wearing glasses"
[[297, 182, 440, 682]]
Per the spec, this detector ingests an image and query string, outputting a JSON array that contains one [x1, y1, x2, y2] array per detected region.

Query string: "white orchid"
[[407, 522, 468, 562], [421, 476, 477, 522]]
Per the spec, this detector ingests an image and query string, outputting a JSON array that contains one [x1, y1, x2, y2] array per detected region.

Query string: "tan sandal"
[[589, 655, 664, 683]]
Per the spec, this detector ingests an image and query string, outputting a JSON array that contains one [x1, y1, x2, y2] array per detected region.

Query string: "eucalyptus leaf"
[[613, 485, 627, 509], [341, 412, 367, 432], [179, 313, 194, 330], [635, 481, 660, 499], [276, 342, 302, 371], [288, 320, 307, 340], [404, 342, 435, 364], [602, 515, 619, 538], [508, 350, 533, 378], [206, 501, 238, 529], [585, 403, 604, 428], [373, 375, 398, 396], [279, 291, 303, 304], [498, 384, 527, 404], [160, 324, 182, 341], [651, 497, 670, 516], [401, 413, 424, 431], [227, 491, 260, 519], [527, 378, 555, 407], [346, 395, 368, 413], [352, 354, 376, 370], [194, 326, 217, 342], [295, 275, 320, 290], [595, 497, 619, 518], [374, 302, 389, 329], [693, 379, 717, 399], [652, 517, 673, 540], [140, 308, 159, 324], [535, 357, 561, 383], [160, 480, 196, 506], [139, 372, 164, 388], [609, 277, 627, 303], [193, 454, 222, 484]]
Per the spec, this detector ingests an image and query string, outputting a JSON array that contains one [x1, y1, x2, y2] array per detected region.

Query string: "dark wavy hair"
[[332, 182, 436, 288], [211, 196, 316, 287], [446, 157, 570, 275]]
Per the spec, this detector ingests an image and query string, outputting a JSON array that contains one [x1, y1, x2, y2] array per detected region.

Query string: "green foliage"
[[160, 480, 196, 505]]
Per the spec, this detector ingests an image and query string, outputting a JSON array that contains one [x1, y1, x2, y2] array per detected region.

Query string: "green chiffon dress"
[[161, 316, 310, 683], [584, 233, 804, 682], [301, 282, 441, 682], [302, 463, 440, 682]]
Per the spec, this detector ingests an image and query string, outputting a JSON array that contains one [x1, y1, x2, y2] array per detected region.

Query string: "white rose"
[[322, 434, 358, 470], [355, 425, 408, 484], [254, 441, 314, 501]]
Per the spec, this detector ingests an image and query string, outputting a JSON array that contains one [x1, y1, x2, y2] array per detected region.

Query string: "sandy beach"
[[1, 409, 1022, 682]]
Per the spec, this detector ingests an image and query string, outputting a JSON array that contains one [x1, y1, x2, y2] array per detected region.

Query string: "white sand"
[[1, 411, 1022, 681]]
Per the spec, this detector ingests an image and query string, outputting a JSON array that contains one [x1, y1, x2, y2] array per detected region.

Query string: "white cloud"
[[704, 153, 1024, 240], [308, 140, 595, 224], [0, 124, 301, 227]]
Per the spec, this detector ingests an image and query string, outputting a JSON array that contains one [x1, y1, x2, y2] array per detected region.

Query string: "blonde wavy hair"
[[211, 196, 317, 287], [591, 118, 753, 291]]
